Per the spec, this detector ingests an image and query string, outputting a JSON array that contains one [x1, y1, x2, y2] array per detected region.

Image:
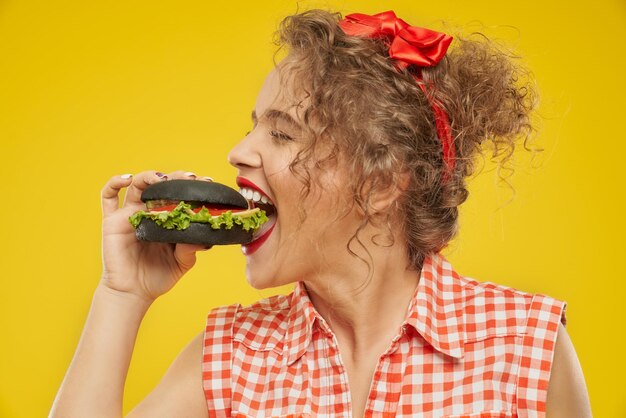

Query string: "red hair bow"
[[339, 11, 456, 183]]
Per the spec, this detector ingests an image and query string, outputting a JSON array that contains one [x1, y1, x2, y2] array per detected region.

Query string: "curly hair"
[[273, 9, 539, 279]]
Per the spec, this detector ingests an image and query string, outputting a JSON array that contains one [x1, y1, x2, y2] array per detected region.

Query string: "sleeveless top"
[[202, 252, 567, 417]]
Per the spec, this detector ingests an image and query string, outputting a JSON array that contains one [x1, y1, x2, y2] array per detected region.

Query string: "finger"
[[173, 243, 208, 271], [164, 170, 198, 180], [174, 172, 213, 182], [122, 171, 168, 208], [101, 174, 134, 217], [121, 170, 208, 209]]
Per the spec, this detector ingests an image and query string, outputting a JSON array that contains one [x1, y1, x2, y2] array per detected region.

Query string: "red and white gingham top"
[[202, 252, 566, 417]]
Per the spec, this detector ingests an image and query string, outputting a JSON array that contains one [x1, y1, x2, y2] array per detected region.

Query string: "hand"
[[99, 171, 214, 304]]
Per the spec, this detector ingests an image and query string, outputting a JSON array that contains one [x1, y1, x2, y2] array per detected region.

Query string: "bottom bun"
[[135, 218, 254, 245]]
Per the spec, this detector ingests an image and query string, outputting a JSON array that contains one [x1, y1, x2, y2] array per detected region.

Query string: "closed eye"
[[269, 130, 294, 141]]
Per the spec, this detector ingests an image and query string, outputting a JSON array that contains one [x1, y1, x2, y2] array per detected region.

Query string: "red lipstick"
[[241, 222, 276, 256], [236, 176, 269, 197]]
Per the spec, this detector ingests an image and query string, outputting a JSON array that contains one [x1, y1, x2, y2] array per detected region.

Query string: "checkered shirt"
[[202, 252, 566, 417]]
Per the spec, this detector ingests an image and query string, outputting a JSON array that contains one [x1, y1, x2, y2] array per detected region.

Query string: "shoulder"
[[454, 273, 573, 413], [456, 274, 567, 342], [546, 323, 592, 416], [204, 293, 292, 352]]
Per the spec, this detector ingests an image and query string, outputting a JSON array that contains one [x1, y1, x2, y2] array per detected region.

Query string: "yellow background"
[[1, 0, 624, 416]]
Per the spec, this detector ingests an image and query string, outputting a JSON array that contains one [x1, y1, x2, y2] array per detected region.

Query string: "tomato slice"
[[192, 206, 234, 216], [150, 203, 240, 216]]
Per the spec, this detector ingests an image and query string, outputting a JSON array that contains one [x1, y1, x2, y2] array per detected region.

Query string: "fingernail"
[[121, 173, 133, 179], [202, 176, 214, 182], [155, 172, 165, 177], [184, 171, 196, 177]]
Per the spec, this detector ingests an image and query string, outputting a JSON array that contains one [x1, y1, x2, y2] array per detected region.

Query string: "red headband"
[[338, 11, 456, 183]]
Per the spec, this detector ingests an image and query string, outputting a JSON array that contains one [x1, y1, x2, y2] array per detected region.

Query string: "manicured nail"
[[121, 173, 133, 179], [202, 176, 214, 182], [155, 172, 165, 177], [184, 171, 196, 177]]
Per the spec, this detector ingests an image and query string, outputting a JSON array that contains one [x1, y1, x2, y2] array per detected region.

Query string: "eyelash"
[[244, 128, 294, 142], [269, 130, 294, 142]]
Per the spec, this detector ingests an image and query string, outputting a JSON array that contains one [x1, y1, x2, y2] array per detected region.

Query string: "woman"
[[51, 9, 591, 418]]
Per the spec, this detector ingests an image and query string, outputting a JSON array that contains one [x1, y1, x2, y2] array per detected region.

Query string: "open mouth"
[[236, 177, 278, 254]]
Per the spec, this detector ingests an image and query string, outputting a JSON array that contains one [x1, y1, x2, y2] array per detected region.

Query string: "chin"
[[245, 270, 295, 291], [244, 270, 274, 290]]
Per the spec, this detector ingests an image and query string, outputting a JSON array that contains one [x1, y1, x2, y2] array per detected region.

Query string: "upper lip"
[[236, 176, 274, 204]]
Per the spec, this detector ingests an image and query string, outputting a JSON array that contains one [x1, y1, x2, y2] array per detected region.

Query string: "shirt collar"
[[284, 252, 465, 365], [403, 252, 465, 359], [284, 280, 327, 365]]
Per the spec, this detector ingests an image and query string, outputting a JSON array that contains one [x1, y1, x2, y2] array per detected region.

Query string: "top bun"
[[141, 179, 248, 208]]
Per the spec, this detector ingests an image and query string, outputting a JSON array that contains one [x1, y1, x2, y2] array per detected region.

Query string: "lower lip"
[[241, 222, 276, 256]]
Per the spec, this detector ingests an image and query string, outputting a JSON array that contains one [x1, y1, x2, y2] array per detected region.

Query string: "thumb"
[[174, 243, 207, 271]]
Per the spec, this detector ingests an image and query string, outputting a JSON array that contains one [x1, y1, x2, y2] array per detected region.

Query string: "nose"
[[228, 132, 262, 170]]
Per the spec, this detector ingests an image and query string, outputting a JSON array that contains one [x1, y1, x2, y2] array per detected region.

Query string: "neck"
[[302, 229, 421, 358]]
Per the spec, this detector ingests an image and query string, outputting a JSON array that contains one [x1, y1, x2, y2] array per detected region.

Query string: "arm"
[[49, 285, 151, 417], [49, 171, 212, 417], [50, 290, 208, 418], [545, 323, 592, 417]]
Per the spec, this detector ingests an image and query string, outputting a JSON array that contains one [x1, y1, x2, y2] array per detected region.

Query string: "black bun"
[[136, 179, 252, 245], [141, 179, 247, 209], [135, 219, 254, 245]]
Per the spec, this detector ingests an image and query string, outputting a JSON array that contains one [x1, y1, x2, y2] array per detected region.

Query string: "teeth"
[[238, 187, 274, 205]]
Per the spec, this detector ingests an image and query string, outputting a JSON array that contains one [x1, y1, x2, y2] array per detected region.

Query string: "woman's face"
[[227, 66, 362, 289]]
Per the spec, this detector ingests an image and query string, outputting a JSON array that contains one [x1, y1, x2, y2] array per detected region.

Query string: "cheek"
[[293, 188, 358, 249], [273, 159, 356, 244], [264, 143, 300, 177], [307, 183, 354, 227]]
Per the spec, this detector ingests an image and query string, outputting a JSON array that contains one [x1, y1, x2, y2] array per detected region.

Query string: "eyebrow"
[[251, 109, 302, 131]]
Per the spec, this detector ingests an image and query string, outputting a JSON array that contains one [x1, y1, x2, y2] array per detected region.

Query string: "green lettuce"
[[129, 201, 268, 232]]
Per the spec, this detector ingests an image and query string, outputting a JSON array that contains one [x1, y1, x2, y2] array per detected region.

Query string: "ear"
[[368, 171, 410, 214]]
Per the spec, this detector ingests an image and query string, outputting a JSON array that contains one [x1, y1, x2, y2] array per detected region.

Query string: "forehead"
[[255, 68, 282, 115], [255, 61, 307, 123]]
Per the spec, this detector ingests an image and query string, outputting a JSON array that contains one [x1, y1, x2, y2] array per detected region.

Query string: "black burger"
[[129, 179, 268, 245]]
